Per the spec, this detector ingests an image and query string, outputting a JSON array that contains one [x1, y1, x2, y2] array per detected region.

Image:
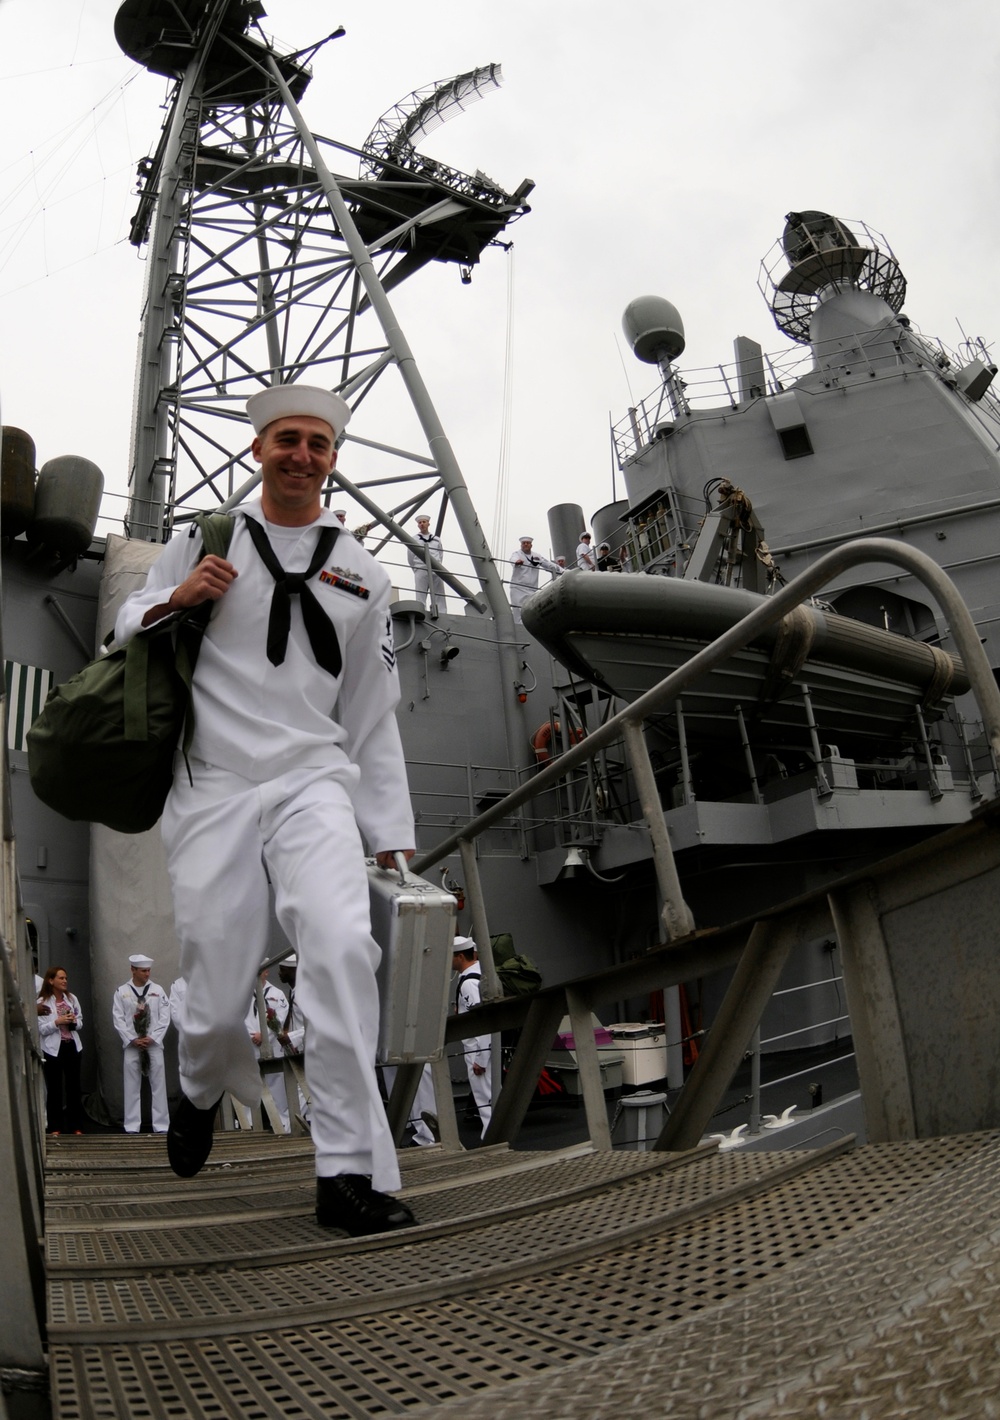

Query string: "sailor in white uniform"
[[114, 383, 416, 1236], [575, 532, 596, 571], [452, 936, 492, 1138], [112, 953, 170, 1134], [407, 515, 446, 612], [508, 536, 562, 622]]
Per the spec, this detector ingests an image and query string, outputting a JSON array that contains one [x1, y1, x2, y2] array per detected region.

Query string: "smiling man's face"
[[253, 415, 337, 526]]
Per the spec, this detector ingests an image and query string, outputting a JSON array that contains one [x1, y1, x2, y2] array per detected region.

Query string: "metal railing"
[[612, 326, 1000, 466], [386, 538, 1000, 1154]]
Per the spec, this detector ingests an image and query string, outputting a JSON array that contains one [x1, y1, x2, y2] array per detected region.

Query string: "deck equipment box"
[[367, 857, 457, 1064], [608, 1022, 668, 1086]]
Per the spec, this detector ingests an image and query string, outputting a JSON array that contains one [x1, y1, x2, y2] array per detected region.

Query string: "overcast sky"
[[1, 0, 998, 569]]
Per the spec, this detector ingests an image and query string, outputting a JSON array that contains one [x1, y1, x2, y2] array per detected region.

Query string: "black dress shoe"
[[316, 1174, 416, 1235], [167, 1095, 221, 1178]]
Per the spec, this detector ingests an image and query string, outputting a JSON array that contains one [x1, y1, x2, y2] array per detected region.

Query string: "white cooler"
[[608, 1022, 668, 1086]]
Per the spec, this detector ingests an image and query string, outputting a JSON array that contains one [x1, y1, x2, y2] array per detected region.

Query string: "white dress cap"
[[452, 935, 476, 952], [518, 535, 533, 542], [246, 384, 352, 440], [129, 953, 154, 968]]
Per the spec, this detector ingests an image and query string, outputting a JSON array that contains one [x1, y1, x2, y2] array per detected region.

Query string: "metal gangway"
[[6, 539, 1000, 1417]]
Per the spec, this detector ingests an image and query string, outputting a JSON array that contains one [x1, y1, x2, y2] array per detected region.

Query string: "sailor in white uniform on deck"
[[508, 536, 562, 623], [112, 953, 170, 1134], [114, 383, 416, 1237], [452, 936, 492, 1138], [575, 532, 596, 570], [407, 515, 446, 612]]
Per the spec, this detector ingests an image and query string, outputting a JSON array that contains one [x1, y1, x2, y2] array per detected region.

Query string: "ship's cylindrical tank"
[[547, 503, 586, 564], [591, 501, 630, 559], [1, 426, 37, 538], [30, 455, 105, 557]]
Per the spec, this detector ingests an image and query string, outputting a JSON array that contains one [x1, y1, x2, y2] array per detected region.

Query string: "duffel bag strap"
[[175, 512, 235, 769], [122, 634, 151, 741]]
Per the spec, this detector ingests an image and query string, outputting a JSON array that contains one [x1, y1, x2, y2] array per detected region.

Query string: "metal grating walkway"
[[45, 1129, 1000, 1417]]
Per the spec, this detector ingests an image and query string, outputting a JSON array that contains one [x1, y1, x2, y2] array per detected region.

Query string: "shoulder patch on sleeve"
[[380, 613, 396, 671]]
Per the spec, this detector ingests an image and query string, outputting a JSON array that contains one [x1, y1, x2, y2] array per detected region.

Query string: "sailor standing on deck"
[[113, 383, 417, 1237], [407, 515, 446, 612], [112, 954, 170, 1134], [452, 936, 492, 1138], [575, 532, 596, 571], [508, 536, 562, 623]]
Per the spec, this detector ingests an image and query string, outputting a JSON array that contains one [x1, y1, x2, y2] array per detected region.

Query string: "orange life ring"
[[532, 721, 585, 762]]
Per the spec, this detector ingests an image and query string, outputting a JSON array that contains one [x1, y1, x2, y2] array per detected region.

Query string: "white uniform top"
[[112, 979, 170, 1049], [455, 963, 490, 1069], [406, 531, 443, 571], [576, 540, 596, 571], [508, 547, 562, 593], [245, 980, 292, 1059], [114, 502, 414, 853], [280, 984, 306, 1054]]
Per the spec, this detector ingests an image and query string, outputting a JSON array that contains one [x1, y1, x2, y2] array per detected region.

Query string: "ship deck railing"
[[612, 326, 1000, 465]]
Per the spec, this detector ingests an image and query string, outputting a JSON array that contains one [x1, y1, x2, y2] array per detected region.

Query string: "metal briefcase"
[[367, 856, 457, 1064]]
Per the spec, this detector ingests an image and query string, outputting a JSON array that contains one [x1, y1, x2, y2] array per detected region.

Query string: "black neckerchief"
[[243, 517, 343, 677]]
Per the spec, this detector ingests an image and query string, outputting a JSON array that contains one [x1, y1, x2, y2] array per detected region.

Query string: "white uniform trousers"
[[509, 582, 535, 623], [413, 566, 446, 613], [122, 1043, 169, 1133], [383, 1062, 437, 1146], [464, 1050, 493, 1138], [161, 759, 401, 1192], [259, 1058, 290, 1132]]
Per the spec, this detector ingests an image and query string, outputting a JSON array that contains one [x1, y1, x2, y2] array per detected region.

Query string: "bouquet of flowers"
[[133, 1000, 151, 1076]]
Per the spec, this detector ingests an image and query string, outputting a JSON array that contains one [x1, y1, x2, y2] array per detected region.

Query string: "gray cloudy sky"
[[1, 0, 998, 567]]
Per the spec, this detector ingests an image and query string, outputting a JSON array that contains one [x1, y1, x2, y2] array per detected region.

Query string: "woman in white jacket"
[[37, 966, 84, 1134]]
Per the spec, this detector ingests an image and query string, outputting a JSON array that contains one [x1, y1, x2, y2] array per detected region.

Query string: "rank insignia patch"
[[380, 614, 396, 671], [319, 568, 370, 599]]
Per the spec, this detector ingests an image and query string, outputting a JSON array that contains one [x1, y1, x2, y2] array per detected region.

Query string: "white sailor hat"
[[416, 514, 431, 522], [246, 384, 352, 440], [518, 534, 534, 542], [129, 954, 153, 968], [452, 935, 477, 952], [580, 531, 592, 539], [283, 954, 298, 966]]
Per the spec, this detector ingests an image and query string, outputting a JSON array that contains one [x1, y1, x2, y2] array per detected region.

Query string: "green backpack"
[[27, 513, 234, 835], [490, 933, 543, 996]]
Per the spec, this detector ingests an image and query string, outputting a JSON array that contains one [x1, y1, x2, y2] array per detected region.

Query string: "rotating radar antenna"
[[758, 211, 906, 344]]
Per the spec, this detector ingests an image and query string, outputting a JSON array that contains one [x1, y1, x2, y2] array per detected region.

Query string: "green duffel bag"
[[27, 513, 233, 834]]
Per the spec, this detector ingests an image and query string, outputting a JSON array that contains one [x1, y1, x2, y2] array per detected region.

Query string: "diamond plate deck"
[[45, 1130, 1000, 1417]]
